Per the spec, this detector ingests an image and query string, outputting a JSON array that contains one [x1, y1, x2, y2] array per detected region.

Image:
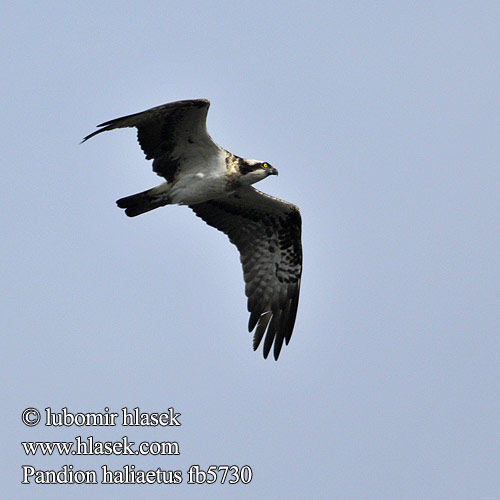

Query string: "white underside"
[[152, 147, 230, 204], [149, 146, 270, 205], [160, 173, 232, 205]]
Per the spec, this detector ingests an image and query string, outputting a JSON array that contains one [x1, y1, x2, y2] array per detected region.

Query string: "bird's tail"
[[116, 186, 170, 217]]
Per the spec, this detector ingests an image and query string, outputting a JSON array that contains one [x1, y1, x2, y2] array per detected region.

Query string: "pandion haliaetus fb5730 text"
[[83, 99, 302, 360]]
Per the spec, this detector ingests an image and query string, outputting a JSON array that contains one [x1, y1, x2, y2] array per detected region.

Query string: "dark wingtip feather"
[[253, 312, 272, 354], [81, 125, 110, 143], [248, 310, 261, 332], [273, 333, 285, 360], [263, 311, 281, 359]]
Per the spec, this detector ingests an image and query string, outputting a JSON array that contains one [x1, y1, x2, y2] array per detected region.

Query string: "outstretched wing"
[[82, 99, 220, 182], [190, 187, 302, 360]]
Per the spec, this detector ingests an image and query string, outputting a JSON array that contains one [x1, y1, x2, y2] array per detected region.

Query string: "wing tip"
[[82, 98, 211, 144], [249, 292, 300, 361], [250, 310, 291, 361], [81, 127, 105, 143]]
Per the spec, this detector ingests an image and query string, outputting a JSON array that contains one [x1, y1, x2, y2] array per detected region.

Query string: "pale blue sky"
[[3, 1, 499, 499]]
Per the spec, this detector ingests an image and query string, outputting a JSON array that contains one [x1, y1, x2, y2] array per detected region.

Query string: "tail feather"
[[116, 187, 169, 217]]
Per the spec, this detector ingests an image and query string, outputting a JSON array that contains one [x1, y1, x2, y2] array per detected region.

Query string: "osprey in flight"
[[83, 99, 302, 360]]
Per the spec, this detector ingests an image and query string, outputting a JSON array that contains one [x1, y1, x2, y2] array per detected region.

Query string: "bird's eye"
[[262, 162, 269, 168]]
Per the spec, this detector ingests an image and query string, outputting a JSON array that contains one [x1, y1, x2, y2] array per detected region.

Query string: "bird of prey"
[[83, 99, 302, 360]]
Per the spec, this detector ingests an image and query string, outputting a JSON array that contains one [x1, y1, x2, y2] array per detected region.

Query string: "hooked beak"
[[268, 166, 279, 176]]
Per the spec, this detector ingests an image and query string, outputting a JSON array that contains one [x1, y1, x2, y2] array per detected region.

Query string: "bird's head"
[[239, 159, 278, 184]]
